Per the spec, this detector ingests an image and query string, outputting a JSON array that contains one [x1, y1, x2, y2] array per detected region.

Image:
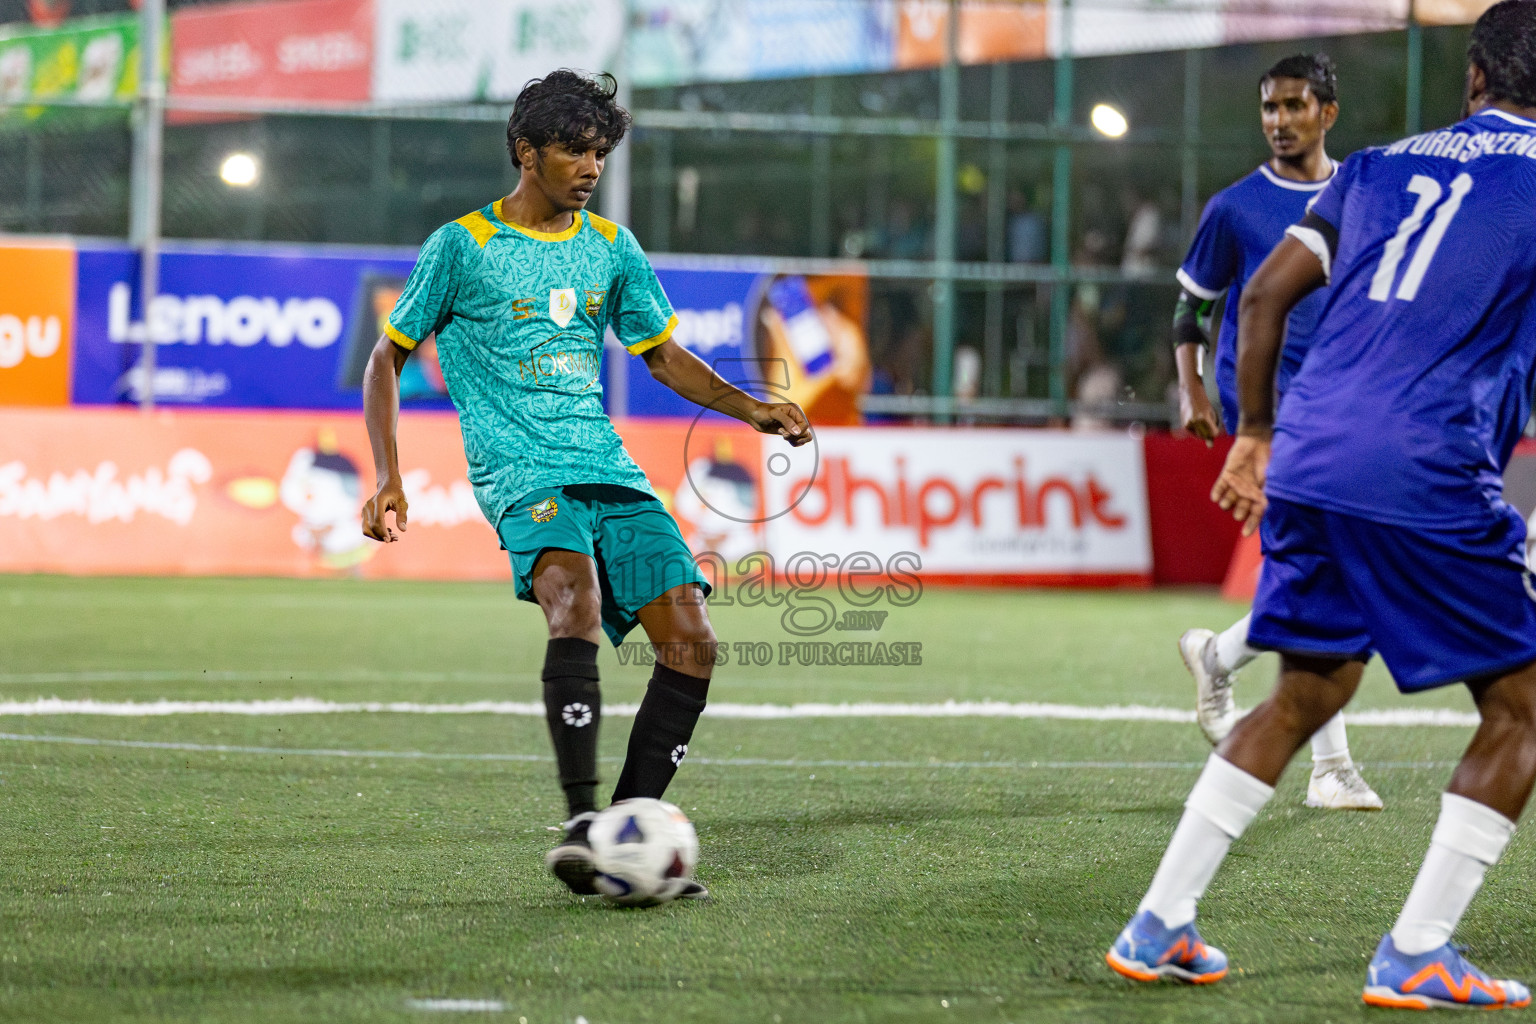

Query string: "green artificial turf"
[[0, 576, 1523, 1023]]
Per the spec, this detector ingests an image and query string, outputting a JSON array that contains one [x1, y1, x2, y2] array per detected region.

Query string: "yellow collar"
[[493, 198, 584, 242]]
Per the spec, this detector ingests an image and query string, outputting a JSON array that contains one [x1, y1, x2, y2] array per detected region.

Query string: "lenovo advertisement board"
[[70, 241, 444, 410]]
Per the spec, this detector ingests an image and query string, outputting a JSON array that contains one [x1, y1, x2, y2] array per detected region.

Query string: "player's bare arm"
[[1172, 289, 1222, 444], [1212, 235, 1326, 535], [361, 334, 411, 543], [640, 339, 812, 447]]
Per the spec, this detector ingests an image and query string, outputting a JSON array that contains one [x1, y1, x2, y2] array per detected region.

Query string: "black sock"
[[611, 664, 708, 803], [542, 637, 602, 819]]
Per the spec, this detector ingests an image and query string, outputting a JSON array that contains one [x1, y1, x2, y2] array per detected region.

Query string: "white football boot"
[[1307, 756, 1384, 811], [1179, 628, 1238, 745]]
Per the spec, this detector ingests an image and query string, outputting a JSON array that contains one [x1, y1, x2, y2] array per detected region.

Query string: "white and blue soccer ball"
[[587, 798, 699, 907]]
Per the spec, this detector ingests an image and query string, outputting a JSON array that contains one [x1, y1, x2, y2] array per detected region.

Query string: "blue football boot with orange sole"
[[1363, 934, 1530, 1010], [1106, 909, 1229, 984]]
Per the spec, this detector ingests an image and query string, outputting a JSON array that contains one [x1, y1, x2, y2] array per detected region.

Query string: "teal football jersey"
[[386, 200, 678, 527]]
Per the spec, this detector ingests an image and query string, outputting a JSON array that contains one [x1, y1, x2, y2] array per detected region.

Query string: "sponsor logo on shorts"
[[529, 497, 558, 523]]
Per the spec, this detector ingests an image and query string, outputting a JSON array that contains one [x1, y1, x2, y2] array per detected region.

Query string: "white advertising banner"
[[373, 0, 622, 105], [760, 428, 1151, 584], [1049, 0, 1222, 57]]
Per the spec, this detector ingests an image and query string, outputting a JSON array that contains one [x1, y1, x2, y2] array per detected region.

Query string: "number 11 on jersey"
[[1370, 173, 1474, 303]]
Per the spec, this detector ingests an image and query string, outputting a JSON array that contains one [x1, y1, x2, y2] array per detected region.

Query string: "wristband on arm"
[[1173, 289, 1217, 351]]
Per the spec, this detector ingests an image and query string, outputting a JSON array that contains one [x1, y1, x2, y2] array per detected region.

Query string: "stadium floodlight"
[[1091, 104, 1129, 138], [220, 152, 260, 187]]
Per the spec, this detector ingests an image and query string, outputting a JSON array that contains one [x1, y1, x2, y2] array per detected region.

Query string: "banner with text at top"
[[371, 0, 622, 105], [170, 0, 373, 117]]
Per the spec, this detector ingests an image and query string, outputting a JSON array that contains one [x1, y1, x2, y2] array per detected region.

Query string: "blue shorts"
[[1248, 497, 1536, 691], [496, 484, 710, 646]]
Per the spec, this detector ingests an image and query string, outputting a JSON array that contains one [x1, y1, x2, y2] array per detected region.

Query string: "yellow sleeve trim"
[[384, 321, 420, 351], [586, 212, 620, 244], [624, 314, 679, 356], [454, 209, 500, 249]]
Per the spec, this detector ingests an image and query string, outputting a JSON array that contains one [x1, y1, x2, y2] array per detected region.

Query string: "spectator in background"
[[883, 199, 931, 259], [1121, 192, 1163, 276], [1007, 187, 1048, 263]]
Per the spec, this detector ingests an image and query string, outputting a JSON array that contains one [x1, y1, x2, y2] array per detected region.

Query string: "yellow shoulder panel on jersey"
[[586, 212, 620, 244], [454, 209, 501, 249]]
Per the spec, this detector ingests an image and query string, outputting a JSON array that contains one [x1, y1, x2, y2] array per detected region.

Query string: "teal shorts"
[[497, 484, 711, 646]]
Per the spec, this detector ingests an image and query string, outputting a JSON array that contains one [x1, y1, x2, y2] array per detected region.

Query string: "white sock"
[[1390, 793, 1515, 955], [1215, 613, 1261, 673], [1138, 754, 1275, 928], [1310, 712, 1351, 763]]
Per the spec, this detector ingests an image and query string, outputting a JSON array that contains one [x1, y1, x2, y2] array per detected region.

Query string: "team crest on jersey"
[[549, 288, 577, 328], [529, 497, 559, 523], [584, 290, 606, 317]]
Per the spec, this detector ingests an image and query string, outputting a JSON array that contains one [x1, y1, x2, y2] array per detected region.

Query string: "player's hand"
[[1179, 381, 1223, 446], [750, 401, 813, 447], [362, 477, 409, 543], [1211, 434, 1271, 537]]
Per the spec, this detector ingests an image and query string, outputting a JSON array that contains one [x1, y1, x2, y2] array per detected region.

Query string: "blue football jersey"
[[1178, 163, 1336, 433], [1267, 108, 1536, 529]]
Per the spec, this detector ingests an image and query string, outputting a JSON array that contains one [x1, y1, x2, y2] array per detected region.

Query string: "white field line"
[[0, 732, 1462, 771], [0, 696, 1481, 727], [404, 999, 507, 1013]]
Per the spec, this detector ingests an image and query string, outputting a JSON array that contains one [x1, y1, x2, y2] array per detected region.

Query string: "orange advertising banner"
[[0, 408, 762, 580], [0, 241, 75, 407], [895, 0, 1047, 69]]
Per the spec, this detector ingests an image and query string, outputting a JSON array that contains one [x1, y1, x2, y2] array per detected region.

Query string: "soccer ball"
[[587, 798, 699, 907]]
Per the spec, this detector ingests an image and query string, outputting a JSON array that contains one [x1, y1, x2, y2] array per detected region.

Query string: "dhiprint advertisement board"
[[760, 428, 1153, 585]]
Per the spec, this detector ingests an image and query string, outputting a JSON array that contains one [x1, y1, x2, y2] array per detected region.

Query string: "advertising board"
[[170, 0, 373, 112], [0, 241, 75, 407], [895, 0, 1047, 69], [0, 408, 1152, 586], [760, 428, 1153, 585], [0, 13, 138, 121], [70, 241, 439, 410], [632, 266, 871, 427], [0, 408, 763, 581], [628, 0, 893, 87], [371, 0, 622, 105]]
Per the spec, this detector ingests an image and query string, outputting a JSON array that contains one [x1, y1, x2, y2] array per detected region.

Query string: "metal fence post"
[[1180, 48, 1201, 244], [130, 0, 165, 413], [1405, 0, 1423, 136], [931, 0, 961, 413], [604, 0, 633, 229], [1048, 0, 1074, 417]]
